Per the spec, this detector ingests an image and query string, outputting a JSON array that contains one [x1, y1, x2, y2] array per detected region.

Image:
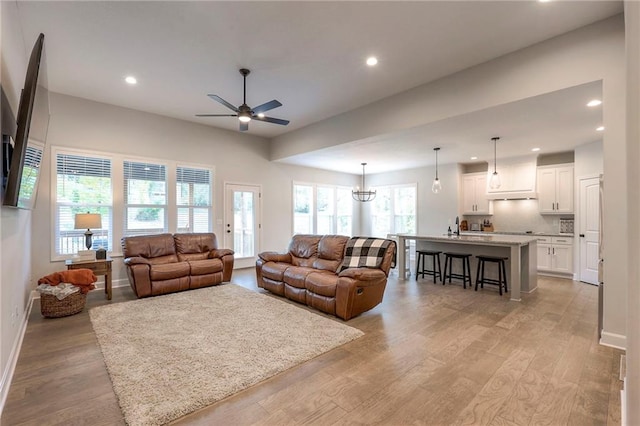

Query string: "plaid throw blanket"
[[338, 237, 394, 272]]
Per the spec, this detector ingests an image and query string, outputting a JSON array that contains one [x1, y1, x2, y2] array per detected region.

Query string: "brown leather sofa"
[[122, 233, 234, 298], [256, 234, 396, 320]]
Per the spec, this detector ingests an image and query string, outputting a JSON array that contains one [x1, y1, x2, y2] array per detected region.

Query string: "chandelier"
[[352, 163, 376, 202]]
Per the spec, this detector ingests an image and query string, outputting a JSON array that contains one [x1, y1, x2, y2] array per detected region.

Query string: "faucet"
[[455, 216, 460, 236]]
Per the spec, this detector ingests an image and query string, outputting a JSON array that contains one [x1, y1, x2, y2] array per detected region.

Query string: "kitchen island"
[[395, 234, 538, 301]]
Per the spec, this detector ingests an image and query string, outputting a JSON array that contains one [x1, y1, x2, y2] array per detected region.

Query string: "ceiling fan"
[[196, 68, 289, 132]]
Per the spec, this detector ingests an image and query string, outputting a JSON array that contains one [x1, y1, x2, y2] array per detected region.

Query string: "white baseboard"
[[0, 291, 36, 416], [600, 331, 627, 350]]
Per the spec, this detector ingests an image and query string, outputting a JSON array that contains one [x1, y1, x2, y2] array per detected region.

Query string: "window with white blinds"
[[176, 166, 212, 233], [55, 152, 112, 255], [123, 160, 167, 237]]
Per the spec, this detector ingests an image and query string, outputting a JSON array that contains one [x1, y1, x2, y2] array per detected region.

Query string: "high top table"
[[394, 234, 538, 301]]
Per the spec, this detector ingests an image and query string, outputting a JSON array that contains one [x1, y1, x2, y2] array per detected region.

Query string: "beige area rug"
[[89, 284, 363, 426]]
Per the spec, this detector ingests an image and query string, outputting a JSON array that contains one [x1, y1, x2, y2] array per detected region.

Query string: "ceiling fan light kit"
[[352, 163, 376, 202], [196, 68, 289, 131], [489, 136, 501, 190]]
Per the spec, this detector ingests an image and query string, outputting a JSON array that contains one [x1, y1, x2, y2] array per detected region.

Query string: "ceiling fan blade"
[[207, 94, 239, 112], [239, 121, 249, 132], [253, 116, 290, 126], [195, 114, 238, 117], [252, 99, 282, 115]]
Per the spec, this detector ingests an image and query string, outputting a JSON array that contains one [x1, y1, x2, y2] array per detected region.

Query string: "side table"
[[65, 257, 113, 300]]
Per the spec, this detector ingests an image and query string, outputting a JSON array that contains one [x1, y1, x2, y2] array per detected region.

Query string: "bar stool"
[[416, 250, 442, 283], [475, 255, 509, 295], [442, 252, 472, 289]]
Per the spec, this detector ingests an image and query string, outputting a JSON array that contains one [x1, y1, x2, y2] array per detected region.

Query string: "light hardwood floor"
[[2, 268, 624, 425]]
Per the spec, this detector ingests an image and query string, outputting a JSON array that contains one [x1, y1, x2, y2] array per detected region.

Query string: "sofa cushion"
[[189, 258, 223, 276], [150, 262, 190, 281], [305, 271, 339, 297], [313, 235, 349, 272], [178, 252, 209, 262], [289, 235, 320, 267], [174, 233, 218, 254], [147, 254, 180, 265], [122, 233, 177, 258], [283, 266, 315, 289], [261, 262, 290, 282]]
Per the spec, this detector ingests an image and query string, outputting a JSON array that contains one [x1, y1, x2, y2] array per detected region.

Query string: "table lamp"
[[74, 212, 102, 250]]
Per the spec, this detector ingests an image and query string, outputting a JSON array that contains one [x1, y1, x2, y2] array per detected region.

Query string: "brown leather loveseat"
[[256, 234, 396, 320], [122, 233, 234, 298]]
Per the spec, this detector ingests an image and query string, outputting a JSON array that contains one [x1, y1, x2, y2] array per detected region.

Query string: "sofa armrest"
[[259, 251, 292, 263], [338, 267, 386, 283], [209, 248, 234, 259], [123, 256, 151, 266]]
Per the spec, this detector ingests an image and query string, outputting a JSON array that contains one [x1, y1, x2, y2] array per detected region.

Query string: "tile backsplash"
[[464, 199, 573, 234]]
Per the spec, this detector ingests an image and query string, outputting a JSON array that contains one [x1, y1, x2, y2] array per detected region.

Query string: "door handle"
[[226, 230, 231, 233], [580, 234, 585, 238]]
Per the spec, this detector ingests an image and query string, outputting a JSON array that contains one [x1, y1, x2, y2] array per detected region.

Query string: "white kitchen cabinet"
[[462, 172, 492, 215], [537, 236, 573, 275], [486, 156, 538, 199], [537, 164, 574, 214]]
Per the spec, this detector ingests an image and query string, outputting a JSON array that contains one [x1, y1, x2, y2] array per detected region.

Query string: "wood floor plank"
[[453, 348, 535, 425], [1, 269, 623, 426]]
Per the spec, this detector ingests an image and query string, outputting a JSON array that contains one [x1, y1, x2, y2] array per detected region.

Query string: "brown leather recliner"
[[256, 234, 396, 320], [122, 233, 234, 298]]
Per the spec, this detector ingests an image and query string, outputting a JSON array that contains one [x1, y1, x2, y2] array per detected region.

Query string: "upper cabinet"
[[537, 164, 574, 214], [486, 156, 538, 200], [462, 172, 492, 215]]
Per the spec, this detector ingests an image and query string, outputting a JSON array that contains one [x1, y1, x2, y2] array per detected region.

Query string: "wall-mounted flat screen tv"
[[2, 33, 49, 209]]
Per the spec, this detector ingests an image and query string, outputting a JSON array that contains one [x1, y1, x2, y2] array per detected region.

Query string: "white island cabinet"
[[395, 234, 537, 302]]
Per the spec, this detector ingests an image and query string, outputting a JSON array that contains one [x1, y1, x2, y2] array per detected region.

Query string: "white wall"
[[271, 16, 628, 348], [625, 1, 639, 424], [0, 0, 36, 409], [32, 93, 359, 285], [575, 140, 603, 178]]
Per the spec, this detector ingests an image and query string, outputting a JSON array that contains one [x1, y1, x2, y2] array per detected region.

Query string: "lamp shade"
[[74, 213, 102, 230]]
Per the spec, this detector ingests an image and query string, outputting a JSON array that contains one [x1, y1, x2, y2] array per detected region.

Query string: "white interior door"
[[224, 183, 261, 269], [579, 177, 600, 285]]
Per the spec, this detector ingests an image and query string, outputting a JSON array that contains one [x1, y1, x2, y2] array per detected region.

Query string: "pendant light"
[[352, 163, 376, 202], [432, 147, 442, 194], [489, 137, 501, 190]]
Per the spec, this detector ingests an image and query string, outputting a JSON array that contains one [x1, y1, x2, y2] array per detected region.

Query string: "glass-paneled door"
[[224, 183, 261, 269]]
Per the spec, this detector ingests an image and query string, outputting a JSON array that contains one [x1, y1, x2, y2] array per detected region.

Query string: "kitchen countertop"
[[461, 231, 574, 238], [397, 233, 538, 246]]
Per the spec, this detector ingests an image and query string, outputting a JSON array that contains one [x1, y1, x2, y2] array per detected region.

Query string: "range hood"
[[485, 156, 538, 200]]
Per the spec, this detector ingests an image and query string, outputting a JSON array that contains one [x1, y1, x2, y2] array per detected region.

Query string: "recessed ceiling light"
[[470, 156, 478, 160], [125, 76, 137, 85], [587, 99, 602, 107], [596, 126, 605, 131], [531, 147, 541, 152], [366, 56, 378, 66], [538, 0, 551, 3], [257, 113, 265, 118]]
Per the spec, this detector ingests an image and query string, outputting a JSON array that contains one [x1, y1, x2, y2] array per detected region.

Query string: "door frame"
[[223, 181, 262, 269], [578, 174, 601, 285]]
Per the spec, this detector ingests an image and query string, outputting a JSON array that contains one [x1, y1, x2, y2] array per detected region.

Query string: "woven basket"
[[40, 291, 87, 318]]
